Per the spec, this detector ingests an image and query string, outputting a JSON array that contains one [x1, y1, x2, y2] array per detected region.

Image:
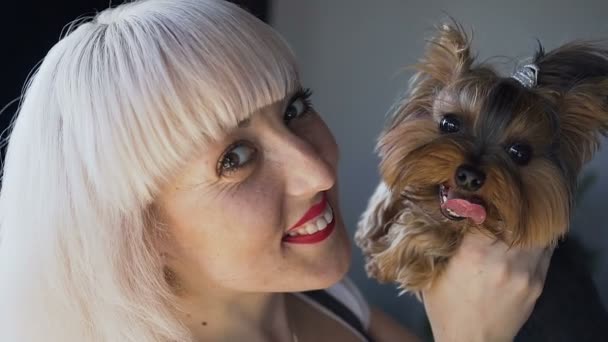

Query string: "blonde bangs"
[[54, 0, 301, 207], [132, 0, 302, 140]]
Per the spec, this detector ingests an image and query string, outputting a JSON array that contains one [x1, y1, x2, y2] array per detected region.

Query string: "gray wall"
[[272, 0, 608, 336]]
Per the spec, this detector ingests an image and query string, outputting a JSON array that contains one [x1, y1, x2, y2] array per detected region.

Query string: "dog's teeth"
[[446, 208, 462, 217]]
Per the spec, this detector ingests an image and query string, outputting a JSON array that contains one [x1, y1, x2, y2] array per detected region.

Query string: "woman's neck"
[[174, 284, 293, 341]]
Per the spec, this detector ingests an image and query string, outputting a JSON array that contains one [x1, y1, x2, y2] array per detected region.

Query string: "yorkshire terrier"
[[355, 21, 608, 340], [355, 23, 608, 297], [356, 24, 608, 292]]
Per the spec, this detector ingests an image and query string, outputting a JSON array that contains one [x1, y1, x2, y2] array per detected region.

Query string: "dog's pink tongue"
[[442, 199, 486, 225]]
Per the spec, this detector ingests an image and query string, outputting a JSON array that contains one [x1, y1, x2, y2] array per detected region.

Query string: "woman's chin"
[[301, 226, 352, 290], [294, 264, 350, 292]]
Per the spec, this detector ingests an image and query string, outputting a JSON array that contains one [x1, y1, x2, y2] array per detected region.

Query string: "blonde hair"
[[0, 0, 299, 340]]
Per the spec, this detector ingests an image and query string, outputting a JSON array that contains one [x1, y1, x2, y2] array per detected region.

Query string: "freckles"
[[228, 182, 283, 231]]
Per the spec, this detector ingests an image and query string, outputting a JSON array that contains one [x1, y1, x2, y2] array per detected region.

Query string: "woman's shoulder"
[[324, 277, 372, 329], [323, 278, 420, 341], [292, 277, 372, 341], [295, 277, 419, 342]]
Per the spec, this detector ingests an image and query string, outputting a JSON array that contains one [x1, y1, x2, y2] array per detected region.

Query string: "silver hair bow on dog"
[[511, 63, 540, 88]]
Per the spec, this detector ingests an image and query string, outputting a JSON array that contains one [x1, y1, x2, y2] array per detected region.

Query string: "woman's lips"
[[287, 193, 328, 231], [282, 207, 335, 244], [282, 193, 336, 244]]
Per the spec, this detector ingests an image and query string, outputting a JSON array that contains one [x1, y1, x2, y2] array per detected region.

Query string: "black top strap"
[[300, 289, 374, 342]]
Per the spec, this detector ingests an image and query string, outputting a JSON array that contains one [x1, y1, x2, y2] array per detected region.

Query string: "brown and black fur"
[[355, 23, 608, 338]]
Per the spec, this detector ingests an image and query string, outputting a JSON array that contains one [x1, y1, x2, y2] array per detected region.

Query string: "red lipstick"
[[282, 217, 335, 244], [287, 193, 328, 232], [282, 193, 336, 244]]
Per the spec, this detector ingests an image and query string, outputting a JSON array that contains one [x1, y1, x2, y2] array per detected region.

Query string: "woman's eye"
[[284, 88, 313, 124], [217, 141, 257, 176]]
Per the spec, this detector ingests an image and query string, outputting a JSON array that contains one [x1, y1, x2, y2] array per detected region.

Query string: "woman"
[[0, 0, 551, 341]]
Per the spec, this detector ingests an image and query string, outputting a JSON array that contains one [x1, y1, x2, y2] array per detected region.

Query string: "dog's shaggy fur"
[[355, 23, 608, 294]]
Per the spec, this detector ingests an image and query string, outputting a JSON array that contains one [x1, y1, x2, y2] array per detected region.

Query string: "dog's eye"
[[507, 143, 532, 165], [439, 114, 461, 133]]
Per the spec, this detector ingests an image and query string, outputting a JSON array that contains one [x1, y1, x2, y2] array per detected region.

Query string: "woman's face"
[[156, 88, 351, 294]]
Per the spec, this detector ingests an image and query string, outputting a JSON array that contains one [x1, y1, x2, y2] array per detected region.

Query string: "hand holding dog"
[[422, 232, 553, 342]]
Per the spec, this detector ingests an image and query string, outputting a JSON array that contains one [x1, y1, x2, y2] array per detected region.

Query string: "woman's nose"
[[275, 135, 336, 197]]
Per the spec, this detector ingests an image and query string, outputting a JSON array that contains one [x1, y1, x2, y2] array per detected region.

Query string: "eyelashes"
[[216, 140, 258, 177], [216, 88, 315, 178], [284, 88, 314, 124]]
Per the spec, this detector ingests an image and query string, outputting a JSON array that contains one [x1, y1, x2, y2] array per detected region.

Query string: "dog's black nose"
[[455, 165, 485, 191]]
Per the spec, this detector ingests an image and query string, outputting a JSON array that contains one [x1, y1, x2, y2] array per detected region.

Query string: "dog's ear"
[[534, 43, 608, 174], [417, 22, 474, 86], [555, 81, 608, 174], [387, 22, 474, 129]]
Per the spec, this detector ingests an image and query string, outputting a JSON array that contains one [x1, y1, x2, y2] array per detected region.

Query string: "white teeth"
[[316, 217, 328, 230], [446, 208, 462, 217], [286, 205, 334, 237], [306, 225, 318, 234], [324, 207, 333, 223]]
